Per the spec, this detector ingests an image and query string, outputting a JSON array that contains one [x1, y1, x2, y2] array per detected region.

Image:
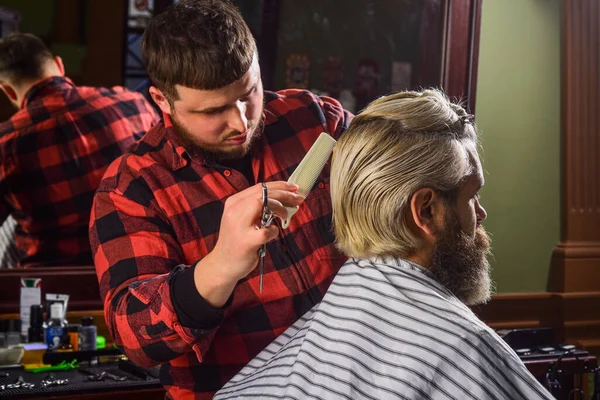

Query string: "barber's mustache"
[[223, 124, 258, 140]]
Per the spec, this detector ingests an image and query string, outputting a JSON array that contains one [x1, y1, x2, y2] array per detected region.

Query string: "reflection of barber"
[[0, 34, 158, 267], [89, 0, 353, 397]]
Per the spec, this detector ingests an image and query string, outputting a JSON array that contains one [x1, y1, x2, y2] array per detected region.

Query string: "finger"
[[247, 198, 287, 229], [228, 189, 303, 230], [229, 191, 303, 228], [264, 225, 280, 242], [245, 225, 280, 250], [262, 198, 290, 221], [226, 181, 299, 206], [231, 197, 281, 230], [253, 225, 279, 245], [266, 189, 305, 207], [264, 181, 299, 192]]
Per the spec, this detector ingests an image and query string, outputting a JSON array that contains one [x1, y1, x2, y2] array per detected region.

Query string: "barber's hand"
[[194, 182, 304, 307]]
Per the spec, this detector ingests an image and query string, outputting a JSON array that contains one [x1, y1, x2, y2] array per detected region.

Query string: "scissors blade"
[[259, 244, 265, 293]]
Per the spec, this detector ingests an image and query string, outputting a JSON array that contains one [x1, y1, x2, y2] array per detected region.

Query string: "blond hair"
[[331, 89, 480, 259]]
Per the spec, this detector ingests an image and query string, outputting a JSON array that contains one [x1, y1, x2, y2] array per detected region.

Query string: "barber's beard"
[[171, 115, 263, 163], [429, 212, 493, 306]]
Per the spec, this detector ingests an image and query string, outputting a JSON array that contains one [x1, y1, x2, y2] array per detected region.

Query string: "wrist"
[[170, 264, 228, 329], [194, 252, 238, 308]]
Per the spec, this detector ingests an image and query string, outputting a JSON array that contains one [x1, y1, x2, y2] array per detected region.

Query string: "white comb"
[[281, 132, 337, 229]]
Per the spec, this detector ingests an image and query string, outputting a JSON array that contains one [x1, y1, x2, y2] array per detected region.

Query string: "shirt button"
[[223, 170, 231, 177], [317, 182, 325, 189]]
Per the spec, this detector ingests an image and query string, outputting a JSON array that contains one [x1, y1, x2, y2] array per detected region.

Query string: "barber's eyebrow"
[[195, 104, 228, 114], [193, 84, 257, 114]]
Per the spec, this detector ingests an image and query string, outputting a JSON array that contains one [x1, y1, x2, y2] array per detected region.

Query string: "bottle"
[[57, 330, 73, 352], [67, 324, 79, 351], [45, 303, 65, 350], [5, 319, 22, 347], [78, 316, 97, 351], [28, 305, 45, 343]]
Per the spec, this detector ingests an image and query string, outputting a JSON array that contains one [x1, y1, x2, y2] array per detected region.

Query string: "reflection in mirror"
[[242, 0, 480, 112], [270, 0, 445, 110]]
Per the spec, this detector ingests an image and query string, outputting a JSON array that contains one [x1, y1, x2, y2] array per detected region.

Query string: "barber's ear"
[[0, 83, 17, 101], [149, 86, 172, 115], [410, 188, 444, 238], [54, 56, 65, 76]]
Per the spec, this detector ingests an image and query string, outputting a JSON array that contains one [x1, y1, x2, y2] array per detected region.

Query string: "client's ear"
[[409, 188, 445, 240]]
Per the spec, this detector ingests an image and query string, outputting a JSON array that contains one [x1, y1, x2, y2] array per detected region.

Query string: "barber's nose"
[[228, 100, 248, 133]]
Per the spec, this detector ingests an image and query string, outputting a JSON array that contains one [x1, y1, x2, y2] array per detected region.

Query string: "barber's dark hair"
[[142, 0, 257, 102], [0, 33, 54, 84]]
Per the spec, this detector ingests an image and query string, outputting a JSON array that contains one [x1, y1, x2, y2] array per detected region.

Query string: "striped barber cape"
[[215, 258, 554, 400]]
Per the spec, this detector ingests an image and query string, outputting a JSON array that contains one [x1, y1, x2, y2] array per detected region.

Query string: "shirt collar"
[[162, 113, 190, 171], [21, 76, 75, 109]]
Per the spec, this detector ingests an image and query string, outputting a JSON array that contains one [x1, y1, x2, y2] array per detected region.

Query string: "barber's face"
[[429, 161, 492, 305], [154, 55, 264, 161]]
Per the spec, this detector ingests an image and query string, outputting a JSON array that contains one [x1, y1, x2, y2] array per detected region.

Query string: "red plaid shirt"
[[89, 89, 352, 399], [0, 76, 158, 267]]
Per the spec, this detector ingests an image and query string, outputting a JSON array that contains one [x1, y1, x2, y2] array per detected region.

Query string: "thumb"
[[264, 225, 280, 243]]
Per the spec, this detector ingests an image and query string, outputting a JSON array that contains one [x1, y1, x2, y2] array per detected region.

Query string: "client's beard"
[[429, 211, 493, 305]]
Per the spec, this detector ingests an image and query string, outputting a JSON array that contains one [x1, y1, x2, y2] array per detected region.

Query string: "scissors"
[[258, 183, 274, 293]]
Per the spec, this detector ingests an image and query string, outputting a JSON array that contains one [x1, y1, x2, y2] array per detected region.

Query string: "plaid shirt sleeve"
[[323, 95, 353, 141], [90, 162, 225, 367]]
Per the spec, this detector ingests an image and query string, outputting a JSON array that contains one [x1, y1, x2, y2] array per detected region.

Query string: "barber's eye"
[[206, 108, 225, 115], [241, 90, 255, 102]]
